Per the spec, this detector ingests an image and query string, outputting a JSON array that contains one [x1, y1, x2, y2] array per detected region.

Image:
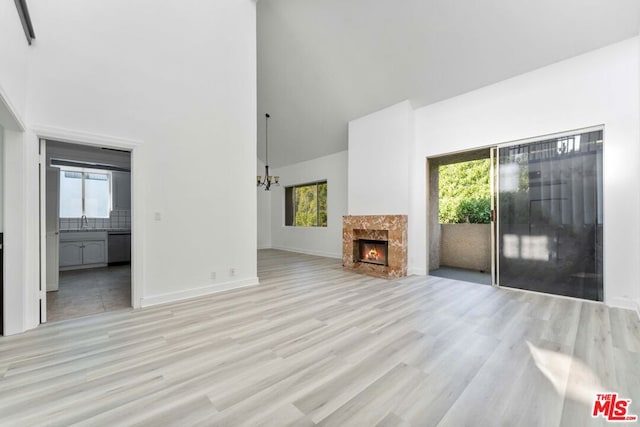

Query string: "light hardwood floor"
[[0, 249, 638, 426]]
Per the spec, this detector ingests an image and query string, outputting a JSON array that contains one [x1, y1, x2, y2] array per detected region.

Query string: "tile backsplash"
[[60, 210, 131, 231]]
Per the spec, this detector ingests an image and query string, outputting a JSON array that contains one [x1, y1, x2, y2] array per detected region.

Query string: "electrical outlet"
[[210, 271, 216, 280], [229, 267, 236, 276]]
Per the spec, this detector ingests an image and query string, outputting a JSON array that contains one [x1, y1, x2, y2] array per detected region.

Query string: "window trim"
[[284, 180, 328, 228]]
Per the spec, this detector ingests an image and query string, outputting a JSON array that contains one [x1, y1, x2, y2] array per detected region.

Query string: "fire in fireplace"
[[357, 239, 388, 266]]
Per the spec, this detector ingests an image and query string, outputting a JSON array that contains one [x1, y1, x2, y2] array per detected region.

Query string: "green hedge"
[[439, 159, 491, 224]]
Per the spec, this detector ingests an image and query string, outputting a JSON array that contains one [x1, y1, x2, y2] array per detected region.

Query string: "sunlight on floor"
[[527, 341, 603, 405]]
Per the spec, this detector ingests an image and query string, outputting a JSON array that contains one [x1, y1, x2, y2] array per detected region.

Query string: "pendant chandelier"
[[257, 113, 279, 191]]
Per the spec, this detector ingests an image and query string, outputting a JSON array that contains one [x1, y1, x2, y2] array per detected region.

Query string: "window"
[[59, 170, 111, 218], [285, 181, 327, 227]]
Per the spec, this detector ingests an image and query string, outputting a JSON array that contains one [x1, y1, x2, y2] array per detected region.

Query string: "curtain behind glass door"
[[497, 130, 603, 301]]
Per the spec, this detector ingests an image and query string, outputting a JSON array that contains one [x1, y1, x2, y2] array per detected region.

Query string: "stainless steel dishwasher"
[[107, 230, 131, 265]]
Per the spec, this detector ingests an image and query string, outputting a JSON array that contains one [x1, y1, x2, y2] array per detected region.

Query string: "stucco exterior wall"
[[440, 223, 491, 272]]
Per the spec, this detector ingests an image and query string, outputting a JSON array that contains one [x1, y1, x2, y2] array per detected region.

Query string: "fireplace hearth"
[[356, 239, 388, 266]]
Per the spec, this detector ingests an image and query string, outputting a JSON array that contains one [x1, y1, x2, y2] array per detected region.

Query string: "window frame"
[[57, 166, 113, 219], [284, 180, 328, 227]]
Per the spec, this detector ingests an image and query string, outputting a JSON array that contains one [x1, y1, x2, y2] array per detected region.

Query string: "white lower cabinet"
[[59, 232, 108, 269], [59, 241, 84, 267], [82, 241, 107, 265]]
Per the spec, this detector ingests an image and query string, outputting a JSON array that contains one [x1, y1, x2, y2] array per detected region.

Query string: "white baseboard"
[[607, 296, 640, 316], [257, 245, 272, 250], [271, 245, 342, 259], [408, 267, 427, 276], [140, 277, 260, 308]]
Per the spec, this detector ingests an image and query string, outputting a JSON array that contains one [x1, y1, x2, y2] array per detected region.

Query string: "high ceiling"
[[257, 0, 640, 167]]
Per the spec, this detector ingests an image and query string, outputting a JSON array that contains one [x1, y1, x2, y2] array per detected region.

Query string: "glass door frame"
[[492, 125, 605, 292], [490, 146, 497, 286]]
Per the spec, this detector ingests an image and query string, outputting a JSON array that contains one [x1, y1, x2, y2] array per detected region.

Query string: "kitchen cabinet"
[[112, 171, 131, 211], [59, 231, 108, 269], [83, 241, 107, 264], [59, 241, 84, 267]]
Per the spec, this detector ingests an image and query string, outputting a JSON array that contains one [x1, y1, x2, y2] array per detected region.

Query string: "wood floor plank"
[[205, 354, 347, 426], [612, 347, 640, 416], [376, 412, 411, 427], [293, 331, 424, 423], [435, 338, 533, 427], [316, 363, 424, 427], [0, 249, 637, 426], [251, 404, 313, 427], [560, 302, 620, 427], [610, 307, 640, 353]]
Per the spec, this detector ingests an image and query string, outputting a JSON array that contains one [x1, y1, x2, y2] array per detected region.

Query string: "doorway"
[[428, 149, 493, 286], [428, 127, 604, 301], [43, 139, 133, 322], [496, 128, 604, 301]]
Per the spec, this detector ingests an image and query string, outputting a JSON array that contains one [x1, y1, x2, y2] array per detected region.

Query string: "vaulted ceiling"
[[257, 0, 640, 167]]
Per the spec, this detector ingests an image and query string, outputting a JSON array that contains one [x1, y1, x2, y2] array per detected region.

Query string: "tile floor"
[[46, 265, 131, 322], [429, 266, 492, 285]]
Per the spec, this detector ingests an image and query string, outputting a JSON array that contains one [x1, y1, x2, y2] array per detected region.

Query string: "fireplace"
[[343, 215, 407, 278], [356, 239, 388, 266]]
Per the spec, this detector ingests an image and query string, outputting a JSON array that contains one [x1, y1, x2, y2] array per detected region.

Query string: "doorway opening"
[[427, 127, 604, 301], [428, 149, 492, 285], [496, 128, 604, 301], [44, 140, 132, 322]]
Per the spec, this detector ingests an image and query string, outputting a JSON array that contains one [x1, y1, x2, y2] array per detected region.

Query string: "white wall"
[[412, 37, 639, 308], [0, 126, 3, 232], [3, 130, 26, 335], [257, 159, 272, 249], [0, 1, 29, 128], [348, 37, 640, 308], [0, 5, 30, 334], [2, 0, 257, 333], [268, 151, 348, 258], [348, 100, 423, 273], [637, 35, 640, 315], [0, 2, 32, 335], [348, 101, 413, 216], [3, 130, 40, 335]]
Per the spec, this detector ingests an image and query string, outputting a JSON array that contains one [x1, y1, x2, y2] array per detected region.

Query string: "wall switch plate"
[[154, 212, 162, 221], [210, 271, 216, 280], [229, 268, 236, 276]]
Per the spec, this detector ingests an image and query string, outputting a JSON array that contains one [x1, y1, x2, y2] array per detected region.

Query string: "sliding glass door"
[[497, 129, 603, 301]]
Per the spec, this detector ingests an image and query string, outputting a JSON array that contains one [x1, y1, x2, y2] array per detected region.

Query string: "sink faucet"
[[81, 215, 89, 228]]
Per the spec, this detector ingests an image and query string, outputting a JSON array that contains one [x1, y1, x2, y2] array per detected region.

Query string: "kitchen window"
[[59, 170, 111, 218], [285, 181, 327, 227]]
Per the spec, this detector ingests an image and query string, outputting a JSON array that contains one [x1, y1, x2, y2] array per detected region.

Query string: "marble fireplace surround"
[[343, 215, 408, 278]]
